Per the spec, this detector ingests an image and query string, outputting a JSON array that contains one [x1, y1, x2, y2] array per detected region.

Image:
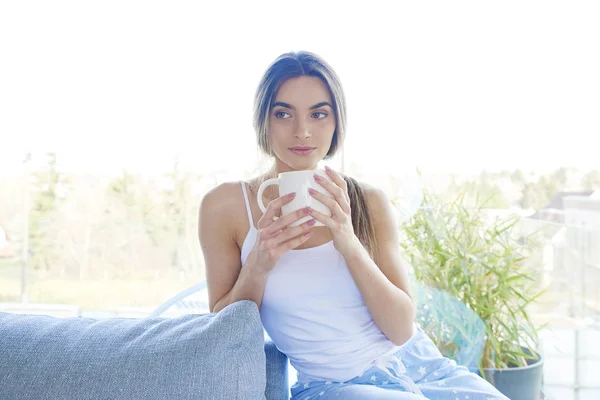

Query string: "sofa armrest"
[[265, 339, 289, 400], [0, 302, 268, 400]]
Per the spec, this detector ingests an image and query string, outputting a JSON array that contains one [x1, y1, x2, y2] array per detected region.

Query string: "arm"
[[198, 183, 268, 313], [199, 183, 315, 313], [343, 186, 416, 346], [308, 169, 416, 346]]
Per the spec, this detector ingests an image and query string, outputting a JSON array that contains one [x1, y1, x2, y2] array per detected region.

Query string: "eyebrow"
[[272, 101, 333, 110]]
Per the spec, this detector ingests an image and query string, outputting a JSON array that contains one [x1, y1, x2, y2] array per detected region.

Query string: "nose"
[[293, 118, 311, 139]]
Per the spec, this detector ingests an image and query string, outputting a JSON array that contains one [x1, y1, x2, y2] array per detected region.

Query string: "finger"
[[308, 208, 336, 228], [277, 230, 313, 252], [259, 208, 310, 242], [325, 166, 350, 203], [270, 218, 316, 246], [309, 187, 348, 219], [264, 206, 312, 237], [258, 192, 296, 229], [314, 174, 350, 214]]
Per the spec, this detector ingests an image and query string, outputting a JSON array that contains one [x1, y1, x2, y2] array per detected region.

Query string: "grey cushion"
[[264, 340, 289, 400], [0, 300, 267, 400]]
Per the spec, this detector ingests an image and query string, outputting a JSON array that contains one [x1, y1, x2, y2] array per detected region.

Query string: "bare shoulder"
[[202, 182, 241, 208], [199, 181, 247, 241], [356, 181, 386, 200], [356, 181, 392, 213], [355, 180, 397, 231], [198, 181, 250, 311], [200, 181, 244, 211]]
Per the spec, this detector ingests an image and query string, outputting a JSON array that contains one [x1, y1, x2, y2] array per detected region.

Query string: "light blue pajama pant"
[[290, 328, 508, 400]]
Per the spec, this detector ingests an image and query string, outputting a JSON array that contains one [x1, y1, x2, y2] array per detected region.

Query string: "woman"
[[198, 51, 508, 400]]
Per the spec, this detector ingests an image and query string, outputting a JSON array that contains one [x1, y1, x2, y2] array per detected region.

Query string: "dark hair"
[[252, 51, 377, 259]]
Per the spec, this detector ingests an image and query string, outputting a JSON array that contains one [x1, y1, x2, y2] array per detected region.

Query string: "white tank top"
[[239, 182, 404, 383]]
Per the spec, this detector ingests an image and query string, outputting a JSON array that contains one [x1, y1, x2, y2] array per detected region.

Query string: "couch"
[[0, 301, 289, 400]]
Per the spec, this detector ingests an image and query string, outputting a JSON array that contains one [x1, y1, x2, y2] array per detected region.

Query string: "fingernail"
[[288, 192, 296, 198], [307, 219, 316, 226], [308, 188, 316, 195], [304, 207, 311, 214], [305, 231, 312, 237], [313, 174, 322, 181], [325, 166, 332, 172]]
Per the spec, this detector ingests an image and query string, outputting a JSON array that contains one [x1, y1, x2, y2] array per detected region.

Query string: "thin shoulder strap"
[[240, 181, 255, 228]]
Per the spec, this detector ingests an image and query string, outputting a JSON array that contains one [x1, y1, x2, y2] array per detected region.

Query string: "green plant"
[[400, 190, 546, 371]]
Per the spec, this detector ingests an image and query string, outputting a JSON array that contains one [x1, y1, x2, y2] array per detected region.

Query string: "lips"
[[290, 146, 316, 156]]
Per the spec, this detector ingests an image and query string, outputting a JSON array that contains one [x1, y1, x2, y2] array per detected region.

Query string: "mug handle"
[[257, 178, 279, 213]]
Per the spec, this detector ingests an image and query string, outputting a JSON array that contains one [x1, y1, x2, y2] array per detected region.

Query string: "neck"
[[271, 158, 319, 175]]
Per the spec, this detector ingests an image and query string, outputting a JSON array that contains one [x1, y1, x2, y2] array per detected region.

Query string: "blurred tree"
[[551, 167, 569, 188], [581, 170, 600, 191], [510, 169, 526, 184], [537, 176, 558, 207], [519, 182, 538, 209], [161, 158, 196, 277], [519, 174, 562, 210], [105, 170, 147, 278], [107, 170, 137, 210], [449, 179, 509, 209], [28, 153, 68, 274]]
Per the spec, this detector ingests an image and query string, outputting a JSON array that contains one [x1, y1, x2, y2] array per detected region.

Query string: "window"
[[1, 2, 598, 396]]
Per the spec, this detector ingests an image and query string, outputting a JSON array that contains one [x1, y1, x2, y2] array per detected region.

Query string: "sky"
[[1, 1, 599, 179]]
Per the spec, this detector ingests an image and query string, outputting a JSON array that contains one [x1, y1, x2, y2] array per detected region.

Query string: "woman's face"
[[268, 76, 336, 172]]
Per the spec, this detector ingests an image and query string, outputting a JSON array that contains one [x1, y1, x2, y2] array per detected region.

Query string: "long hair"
[[252, 51, 377, 259]]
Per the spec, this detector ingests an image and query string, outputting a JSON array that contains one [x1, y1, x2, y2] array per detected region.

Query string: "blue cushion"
[[264, 340, 289, 399], [0, 300, 267, 400]]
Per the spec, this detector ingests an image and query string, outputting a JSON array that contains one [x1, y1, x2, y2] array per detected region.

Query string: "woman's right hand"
[[245, 192, 316, 273]]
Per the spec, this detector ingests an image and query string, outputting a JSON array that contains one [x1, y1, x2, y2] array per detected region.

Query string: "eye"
[[274, 111, 291, 119], [313, 112, 328, 119]]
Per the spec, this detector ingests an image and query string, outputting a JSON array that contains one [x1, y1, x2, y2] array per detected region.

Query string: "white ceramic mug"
[[257, 169, 334, 227]]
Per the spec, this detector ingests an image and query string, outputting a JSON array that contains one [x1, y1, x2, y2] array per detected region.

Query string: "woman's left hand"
[[309, 166, 361, 257]]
